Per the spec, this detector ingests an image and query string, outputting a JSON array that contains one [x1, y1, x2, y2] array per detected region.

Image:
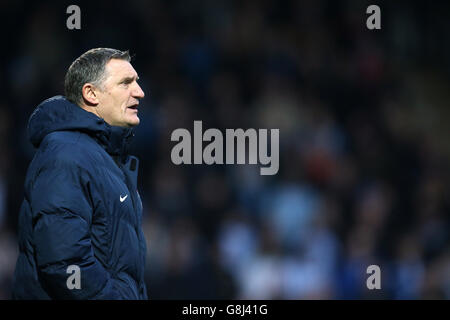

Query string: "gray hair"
[[64, 48, 131, 105]]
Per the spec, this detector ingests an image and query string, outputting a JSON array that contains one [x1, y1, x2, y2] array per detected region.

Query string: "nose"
[[132, 82, 145, 99]]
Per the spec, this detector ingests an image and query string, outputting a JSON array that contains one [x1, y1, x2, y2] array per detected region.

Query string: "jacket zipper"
[[118, 160, 145, 295]]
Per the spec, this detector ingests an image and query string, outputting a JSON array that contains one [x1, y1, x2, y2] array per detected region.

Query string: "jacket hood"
[[28, 95, 134, 157]]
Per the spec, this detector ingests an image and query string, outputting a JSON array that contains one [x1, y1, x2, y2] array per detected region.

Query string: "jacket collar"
[[28, 95, 135, 161], [94, 121, 135, 161]]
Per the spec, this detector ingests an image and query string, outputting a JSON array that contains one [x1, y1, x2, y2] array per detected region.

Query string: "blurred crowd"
[[0, 0, 449, 299]]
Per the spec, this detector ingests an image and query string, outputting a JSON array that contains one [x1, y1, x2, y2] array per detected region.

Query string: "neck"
[[79, 103, 103, 121]]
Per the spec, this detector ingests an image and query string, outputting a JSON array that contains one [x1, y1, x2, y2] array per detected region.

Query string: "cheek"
[[122, 102, 130, 114], [121, 95, 132, 113], [110, 94, 127, 114]]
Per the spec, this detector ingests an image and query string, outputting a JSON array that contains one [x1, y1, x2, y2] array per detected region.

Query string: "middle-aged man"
[[12, 48, 148, 299]]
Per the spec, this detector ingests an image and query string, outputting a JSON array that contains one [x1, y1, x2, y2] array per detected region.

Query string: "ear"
[[81, 83, 100, 105]]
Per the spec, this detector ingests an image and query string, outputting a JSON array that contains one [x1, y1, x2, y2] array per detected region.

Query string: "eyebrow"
[[119, 75, 139, 83]]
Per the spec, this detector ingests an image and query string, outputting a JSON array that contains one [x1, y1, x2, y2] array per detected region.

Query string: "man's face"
[[95, 59, 145, 127]]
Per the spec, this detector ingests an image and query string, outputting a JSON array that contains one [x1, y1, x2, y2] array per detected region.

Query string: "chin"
[[127, 117, 140, 127]]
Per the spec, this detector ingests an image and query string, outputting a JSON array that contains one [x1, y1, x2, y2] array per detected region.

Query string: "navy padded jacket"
[[12, 96, 148, 299]]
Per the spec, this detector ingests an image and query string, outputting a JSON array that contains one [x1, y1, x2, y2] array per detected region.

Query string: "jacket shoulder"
[[37, 131, 105, 170]]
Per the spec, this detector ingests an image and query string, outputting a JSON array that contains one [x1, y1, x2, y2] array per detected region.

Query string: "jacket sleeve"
[[31, 156, 121, 299]]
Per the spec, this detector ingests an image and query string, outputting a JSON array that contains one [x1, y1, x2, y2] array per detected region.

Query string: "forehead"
[[104, 59, 137, 79]]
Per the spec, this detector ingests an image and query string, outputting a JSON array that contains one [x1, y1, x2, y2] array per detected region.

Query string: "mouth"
[[127, 104, 139, 110]]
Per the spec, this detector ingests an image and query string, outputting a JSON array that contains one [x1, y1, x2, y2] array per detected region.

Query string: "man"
[[12, 48, 148, 299]]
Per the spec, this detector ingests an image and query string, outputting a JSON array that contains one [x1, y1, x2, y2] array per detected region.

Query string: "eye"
[[121, 78, 133, 86]]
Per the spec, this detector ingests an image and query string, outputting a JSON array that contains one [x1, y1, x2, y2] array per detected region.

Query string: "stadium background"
[[0, 0, 449, 299]]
